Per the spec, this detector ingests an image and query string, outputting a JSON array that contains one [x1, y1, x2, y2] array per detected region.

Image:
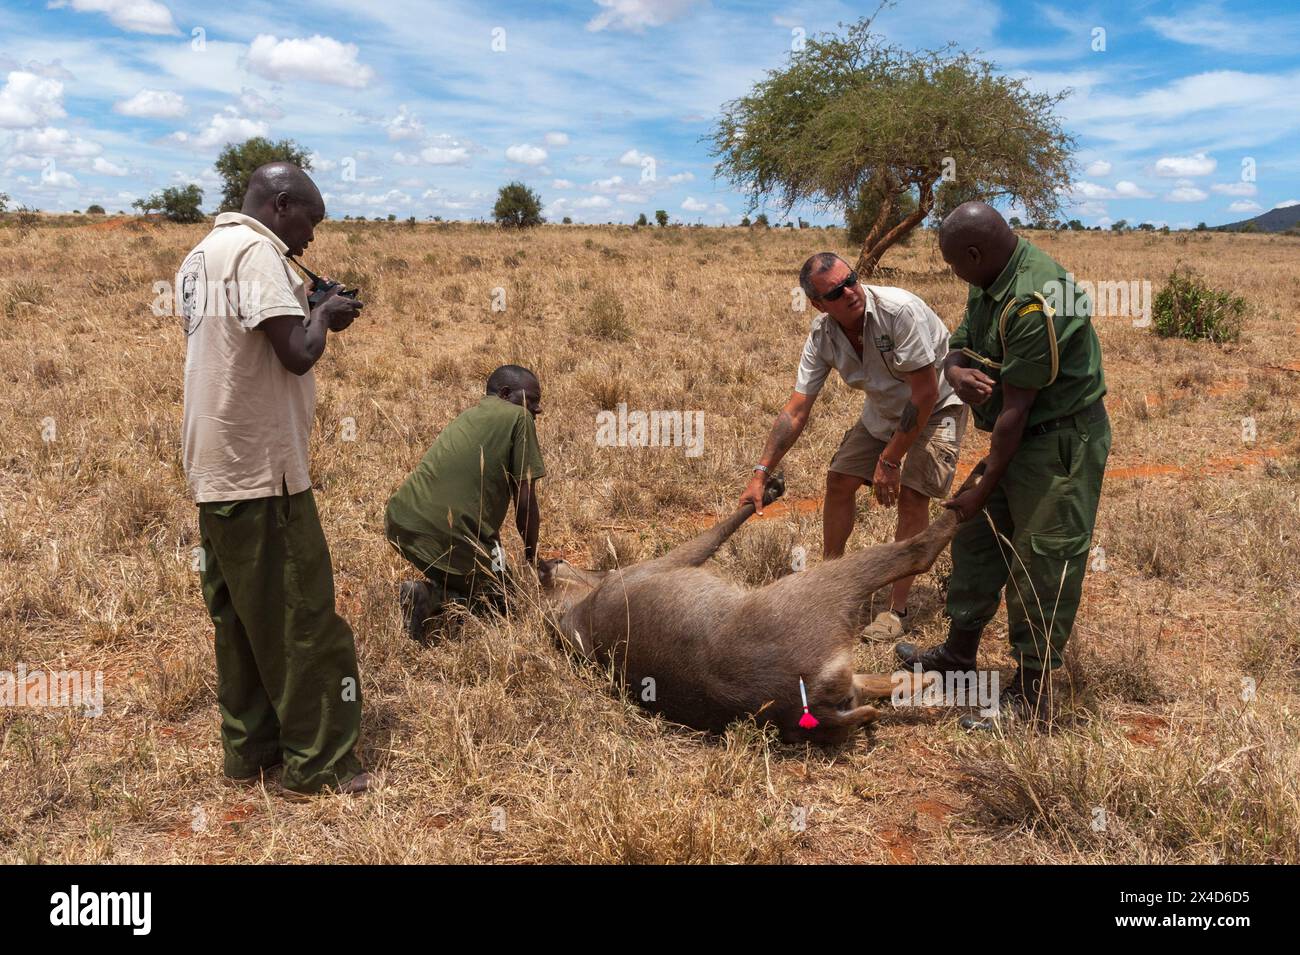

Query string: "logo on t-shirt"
[[873, 333, 895, 352], [178, 251, 207, 337]]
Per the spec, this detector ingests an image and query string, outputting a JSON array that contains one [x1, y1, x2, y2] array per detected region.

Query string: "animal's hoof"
[[761, 470, 786, 507]]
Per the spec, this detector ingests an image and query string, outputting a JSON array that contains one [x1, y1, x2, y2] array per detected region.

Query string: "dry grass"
[[1, 217, 1297, 863]]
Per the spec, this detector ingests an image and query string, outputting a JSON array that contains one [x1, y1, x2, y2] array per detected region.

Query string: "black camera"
[[288, 257, 360, 308]]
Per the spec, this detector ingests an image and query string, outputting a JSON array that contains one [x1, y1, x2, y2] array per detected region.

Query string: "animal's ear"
[[761, 470, 786, 507]]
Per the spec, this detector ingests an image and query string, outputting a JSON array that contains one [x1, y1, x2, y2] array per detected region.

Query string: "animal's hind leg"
[[852, 670, 933, 707]]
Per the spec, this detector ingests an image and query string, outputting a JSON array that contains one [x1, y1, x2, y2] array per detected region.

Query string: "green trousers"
[[198, 489, 363, 794], [384, 515, 511, 615], [946, 410, 1111, 672]]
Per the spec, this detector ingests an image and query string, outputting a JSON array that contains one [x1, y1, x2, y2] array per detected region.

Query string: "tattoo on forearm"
[[762, 411, 799, 462], [899, 401, 919, 434]]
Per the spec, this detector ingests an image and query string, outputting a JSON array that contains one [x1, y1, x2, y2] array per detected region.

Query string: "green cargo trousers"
[[946, 409, 1111, 672], [384, 514, 511, 615], [198, 489, 364, 794]]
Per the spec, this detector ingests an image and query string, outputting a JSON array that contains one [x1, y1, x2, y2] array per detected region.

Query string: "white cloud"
[[618, 148, 648, 166], [0, 71, 66, 128], [394, 140, 471, 165], [36, 167, 78, 189], [1210, 181, 1257, 196], [91, 156, 127, 176], [1275, 199, 1300, 209], [237, 88, 283, 120], [1153, 152, 1217, 177], [385, 105, 423, 141], [170, 108, 268, 150], [588, 0, 702, 32], [114, 88, 185, 119], [246, 35, 375, 89], [1084, 160, 1112, 177], [666, 171, 695, 184], [574, 195, 611, 209], [1115, 180, 1154, 198], [10, 126, 102, 158], [681, 196, 708, 212], [1070, 179, 1153, 200], [49, 0, 179, 35], [420, 146, 471, 165], [1166, 183, 1209, 202], [1228, 201, 1262, 213], [544, 131, 569, 146], [551, 178, 574, 189], [591, 174, 623, 191], [506, 143, 547, 165], [1144, 5, 1290, 54]]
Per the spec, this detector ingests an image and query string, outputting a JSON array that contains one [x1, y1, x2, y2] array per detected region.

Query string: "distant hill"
[[1215, 203, 1300, 233]]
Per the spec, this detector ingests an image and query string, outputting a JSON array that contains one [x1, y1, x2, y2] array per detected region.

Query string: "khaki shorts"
[[828, 404, 968, 499]]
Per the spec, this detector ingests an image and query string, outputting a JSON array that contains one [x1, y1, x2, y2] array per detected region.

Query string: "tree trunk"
[[854, 178, 937, 276]]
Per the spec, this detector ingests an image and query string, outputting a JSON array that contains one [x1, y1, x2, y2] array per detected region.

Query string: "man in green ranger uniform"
[[896, 202, 1110, 726]]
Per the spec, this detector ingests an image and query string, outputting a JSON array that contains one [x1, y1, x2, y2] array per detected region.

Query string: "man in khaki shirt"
[[179, 162, 369, 797], [740, 252, 968, 642]]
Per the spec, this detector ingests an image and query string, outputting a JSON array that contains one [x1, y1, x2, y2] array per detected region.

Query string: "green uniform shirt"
[[385, 395, 545, 575], [949, 237, 1107, 431]]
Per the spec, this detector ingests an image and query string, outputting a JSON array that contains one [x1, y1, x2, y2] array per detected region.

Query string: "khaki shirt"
[[794, 284, 962, 441], [385, 396, 546, 576], [179, 212, 314, 503]]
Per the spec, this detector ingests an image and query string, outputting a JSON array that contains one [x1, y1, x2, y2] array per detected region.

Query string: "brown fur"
[[539, 491, 960, 744]]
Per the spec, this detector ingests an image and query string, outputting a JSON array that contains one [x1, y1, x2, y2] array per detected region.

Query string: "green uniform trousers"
[[198, 489, 363, 794], [384, 515, 511, 615], [946, 408, 1111, 672]]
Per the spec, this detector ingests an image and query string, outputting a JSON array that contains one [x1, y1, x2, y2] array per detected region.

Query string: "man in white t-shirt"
[[179, 162, 369, 797], [739, 252, 968, 642]]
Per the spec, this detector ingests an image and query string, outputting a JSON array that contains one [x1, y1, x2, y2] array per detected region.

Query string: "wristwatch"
[[753, 464, 770, 475]]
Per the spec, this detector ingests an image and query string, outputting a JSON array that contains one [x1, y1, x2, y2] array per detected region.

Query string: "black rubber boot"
[[399, 580, 434, 644], [895, 623, 983, 675]]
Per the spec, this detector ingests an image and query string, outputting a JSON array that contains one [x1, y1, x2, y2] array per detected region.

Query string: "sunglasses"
[[819, 271, 858, 302]]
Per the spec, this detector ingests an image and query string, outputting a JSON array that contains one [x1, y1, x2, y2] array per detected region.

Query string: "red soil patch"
[[86, 217, 130, 231], [878, 826, 918, 863], [1118, 713, 1169, 747], [914, 798, 956, 823]]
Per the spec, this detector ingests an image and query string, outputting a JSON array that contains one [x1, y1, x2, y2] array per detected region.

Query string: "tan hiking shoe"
[[862, 609, 908, 643]]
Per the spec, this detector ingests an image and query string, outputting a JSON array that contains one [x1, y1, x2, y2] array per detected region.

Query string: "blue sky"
[[3, 0, 1298, 228]]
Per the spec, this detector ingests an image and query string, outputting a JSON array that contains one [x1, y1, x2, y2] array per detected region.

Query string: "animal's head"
[[536, 558, 608, 614]]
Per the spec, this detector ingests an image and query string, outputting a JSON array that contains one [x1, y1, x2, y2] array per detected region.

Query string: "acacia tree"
[[133, 184, 205, 223], [710, 16, 1074, 274], [492, 181, 544, 228]]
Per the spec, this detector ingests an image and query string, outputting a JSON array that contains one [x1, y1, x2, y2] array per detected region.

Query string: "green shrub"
[[1152, 266, 1245, 344]]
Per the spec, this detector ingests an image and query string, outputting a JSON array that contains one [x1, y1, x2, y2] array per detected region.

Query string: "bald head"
[[240, 162, 324, 257], [243, 162, 321, 213], [938, 201, 1020, 290]]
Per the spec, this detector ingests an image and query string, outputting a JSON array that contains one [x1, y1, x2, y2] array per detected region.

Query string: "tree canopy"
[[133, 184, 205, 223], [710, 15, 1074, 273], [492, 181, 544, 228], [214, 137, 312, 212]]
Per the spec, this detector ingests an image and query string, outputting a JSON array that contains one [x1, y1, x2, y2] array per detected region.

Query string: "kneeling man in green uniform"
[[385, 365, 545, 640], [896, 202, 1110, 726]]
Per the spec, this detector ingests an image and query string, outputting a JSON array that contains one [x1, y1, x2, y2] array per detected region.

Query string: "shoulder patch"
[[1016, 301, 1044, 318]]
